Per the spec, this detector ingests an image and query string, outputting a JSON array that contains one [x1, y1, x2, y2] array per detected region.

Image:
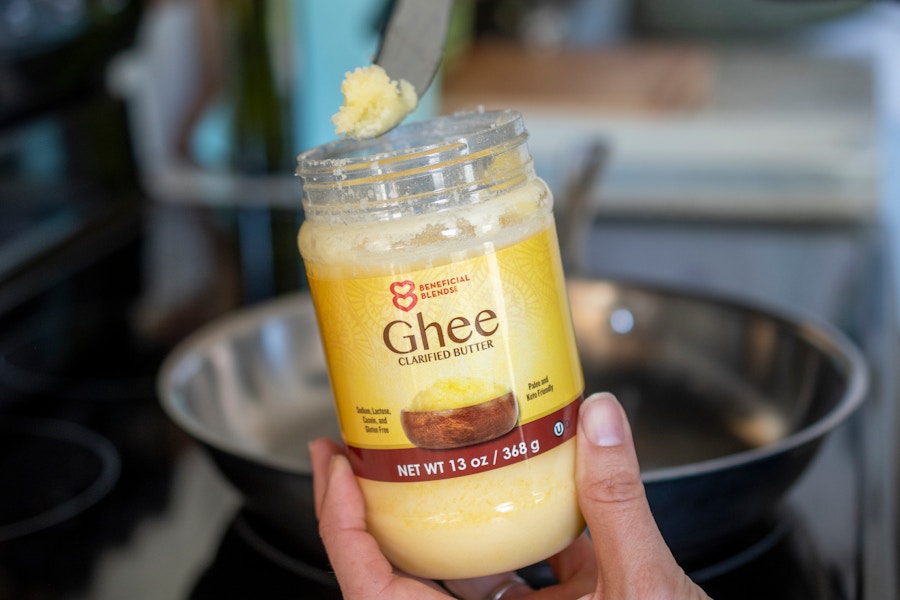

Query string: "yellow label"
[[307, 226, 583, 450]]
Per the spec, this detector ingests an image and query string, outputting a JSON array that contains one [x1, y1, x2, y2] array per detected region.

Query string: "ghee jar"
[[296, 110, 585, 580]]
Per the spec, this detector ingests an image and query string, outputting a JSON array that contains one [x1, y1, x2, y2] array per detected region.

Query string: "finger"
[[445, 534, 598, 600], [318, 452, 398, 597], [309, 437, 343, 519], [539, 533, 597, 596], [317, 452, 448, 598], [576, 392, 690, 598]]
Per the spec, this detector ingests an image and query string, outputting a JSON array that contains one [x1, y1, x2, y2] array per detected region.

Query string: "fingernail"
[[329, 453, 351, 477], [582, 393, 625, 447], [308, 439, 322, 464]]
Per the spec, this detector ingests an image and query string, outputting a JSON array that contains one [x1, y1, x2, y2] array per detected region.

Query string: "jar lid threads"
[[296, 110, 535, 221]]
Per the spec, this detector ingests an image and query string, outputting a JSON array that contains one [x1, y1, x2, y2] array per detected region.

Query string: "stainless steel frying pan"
[[158, 278, 867, 570]]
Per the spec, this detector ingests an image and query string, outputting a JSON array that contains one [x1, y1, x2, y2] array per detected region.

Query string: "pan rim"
[[157, 279, 869, 482], [569, 277, 869, 483], [157, 293, 324, 476]]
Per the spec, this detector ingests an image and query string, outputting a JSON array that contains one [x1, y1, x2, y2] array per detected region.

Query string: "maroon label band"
[[347, 395, 583, 483]]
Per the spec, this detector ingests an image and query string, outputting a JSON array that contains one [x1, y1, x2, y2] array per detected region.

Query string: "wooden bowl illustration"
[[401, 392, 519, 450]]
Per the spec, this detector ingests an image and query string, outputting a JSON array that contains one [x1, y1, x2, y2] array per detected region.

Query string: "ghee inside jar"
[[297, 111, 585, 579]]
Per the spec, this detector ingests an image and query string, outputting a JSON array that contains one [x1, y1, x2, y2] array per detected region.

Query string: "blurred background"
[[2, 0, 893, 329], [0, 0, 899, 598]]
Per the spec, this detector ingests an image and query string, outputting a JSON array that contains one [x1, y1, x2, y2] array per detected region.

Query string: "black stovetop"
[[0, 210, 897, 599]]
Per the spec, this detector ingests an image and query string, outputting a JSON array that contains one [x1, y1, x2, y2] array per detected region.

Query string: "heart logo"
[[390, 280, 418, 312]]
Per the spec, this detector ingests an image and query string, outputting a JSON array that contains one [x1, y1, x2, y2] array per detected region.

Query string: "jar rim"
[[295, 109, 523, 179]]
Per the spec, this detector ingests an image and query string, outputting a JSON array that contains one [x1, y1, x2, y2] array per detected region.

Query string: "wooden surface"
[[441, 41, 716, 115]]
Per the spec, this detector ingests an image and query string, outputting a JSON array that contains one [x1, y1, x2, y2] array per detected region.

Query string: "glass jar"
[[296, 110, 585, 580]]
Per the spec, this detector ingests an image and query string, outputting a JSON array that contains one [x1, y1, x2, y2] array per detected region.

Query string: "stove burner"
[[233, 511, 338, 588], [688, 514, 790, 582], [0, 417, 122, 598], [0, 311, 165, 403], [696, 511, 847, 599], [0, 417, 119, 542], [191, 508, 340, 600], [194, 507, 848, 599]]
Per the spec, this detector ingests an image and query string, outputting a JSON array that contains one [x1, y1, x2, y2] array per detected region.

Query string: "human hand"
[[309, 392, 710, 599]]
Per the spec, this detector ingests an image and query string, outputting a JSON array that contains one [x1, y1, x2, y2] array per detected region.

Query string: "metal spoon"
[[375, 0, 455, 98]]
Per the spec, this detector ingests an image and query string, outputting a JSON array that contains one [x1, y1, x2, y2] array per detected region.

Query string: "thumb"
[[576, 392, 694, 598]]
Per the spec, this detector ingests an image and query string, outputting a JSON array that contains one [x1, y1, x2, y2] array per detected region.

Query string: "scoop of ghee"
[[409, 377, 507, 412], [332, 65, 418, 139]]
